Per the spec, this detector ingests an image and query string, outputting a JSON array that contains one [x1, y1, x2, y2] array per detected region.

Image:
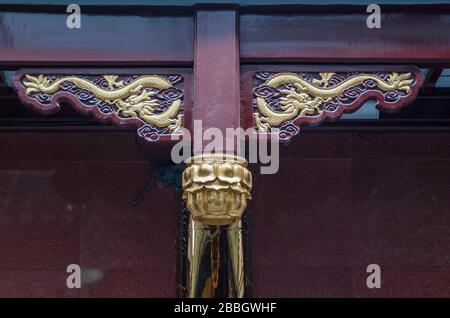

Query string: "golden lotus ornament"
[[182, 154, 252, 226]]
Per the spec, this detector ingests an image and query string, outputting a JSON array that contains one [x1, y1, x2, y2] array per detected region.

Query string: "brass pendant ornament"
[[182, 154, 252, 298], [182, 154, 252, 226]]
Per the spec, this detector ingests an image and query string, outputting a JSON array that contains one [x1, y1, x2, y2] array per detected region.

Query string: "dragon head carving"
[[23, 74, 52, 96]]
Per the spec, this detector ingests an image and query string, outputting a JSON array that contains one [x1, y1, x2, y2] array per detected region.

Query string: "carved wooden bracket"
[[13, 69, 192, 142], [242, 66, 424, 142]]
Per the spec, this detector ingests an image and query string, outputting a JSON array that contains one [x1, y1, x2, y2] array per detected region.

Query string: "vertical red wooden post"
[[193, 5, 240, 154], [182, 5, 251, 298]]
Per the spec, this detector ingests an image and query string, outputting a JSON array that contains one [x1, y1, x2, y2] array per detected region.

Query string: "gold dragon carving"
[[254, 72, 414, 132], [22, 74, 183, 132]]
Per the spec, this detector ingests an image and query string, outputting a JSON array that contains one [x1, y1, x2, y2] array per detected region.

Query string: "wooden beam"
[[2, 5, 450, 66], [193, 6, 240, 153], [240, 10, 450, 64], [0, 10, 194, 67]]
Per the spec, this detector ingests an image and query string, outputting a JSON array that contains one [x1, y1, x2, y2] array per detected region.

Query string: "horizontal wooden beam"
[[0, 11, 193, 67], [1, 5, 450, 66], [240, 11, 450, 64]]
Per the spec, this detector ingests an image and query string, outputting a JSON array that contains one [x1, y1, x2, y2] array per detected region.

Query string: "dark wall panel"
[[0, 131, 178, 297], [251, 131, 450, 297], [0, 130, 449, 297]]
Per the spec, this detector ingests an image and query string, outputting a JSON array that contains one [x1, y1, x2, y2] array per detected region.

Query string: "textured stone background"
[[0, 130, 449, 297]]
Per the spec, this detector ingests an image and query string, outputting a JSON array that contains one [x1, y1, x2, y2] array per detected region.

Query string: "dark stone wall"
[[251, 131, 450, 297], [0, 130, 448, 297], [0, 131, 178, 297]]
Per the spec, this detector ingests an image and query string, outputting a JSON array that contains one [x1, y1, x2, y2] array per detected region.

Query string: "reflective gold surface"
[[22, 74, 183, 131], [226, 221, 245, 298], [182, 154, 252, 226], [254, 72, 414, 132], [186, 217, 245, 298], [183, 154, 250, 298]]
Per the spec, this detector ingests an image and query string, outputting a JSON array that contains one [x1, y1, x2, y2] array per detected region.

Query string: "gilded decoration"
[[253, 71, 418, 140], [182, 154, 252, 226], [18, 73, 184, 141]]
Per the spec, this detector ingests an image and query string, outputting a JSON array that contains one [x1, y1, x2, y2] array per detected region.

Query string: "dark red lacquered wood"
[[193, 6, 240, 153], [240, 10, 450, 64], [0, 10, 193, 67], [2, 5, 450, 67]]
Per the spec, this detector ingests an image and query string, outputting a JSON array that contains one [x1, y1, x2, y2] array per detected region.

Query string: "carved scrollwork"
[[14, 71, 186, 141], [253, 68, 423, 141]]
